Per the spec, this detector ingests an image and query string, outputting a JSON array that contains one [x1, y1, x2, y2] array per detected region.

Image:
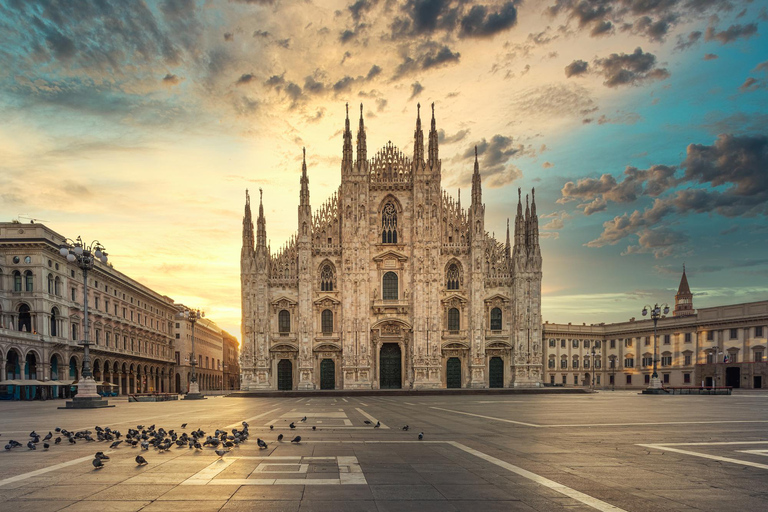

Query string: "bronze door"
[[379, 343, 402, 389], [277, 359, 292, 390], [446, 357, 461, 388], [489, 357, 504, 388], [320, 359, 335, 390]]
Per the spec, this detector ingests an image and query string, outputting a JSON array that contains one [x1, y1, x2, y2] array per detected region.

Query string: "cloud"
[[621, 227, 688, 259], [564, 59, 589, 77], [458, 2, 519, 39], [409, 81, 424, 99], [540, 210, 572, 231], [542, 161, 554, 169], [393, 43, 461, 78], [674, 30, 702, 51], [705, 23, 758, 44], [754, 61, 768, 73], [739, 77, 760, 92], [456, 135, 525, 187], [162, 73, 182, 86], [235, 73, 257, 86], [366, 65, 382, 80], [593, 47, 670, 87], [703, 53, 718, 60], [590, 20, 613, 37], [438, 128, 470, 144]]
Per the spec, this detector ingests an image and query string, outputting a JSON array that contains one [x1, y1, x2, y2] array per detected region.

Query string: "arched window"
[[278, 310, 291, 334], [382, 272, 398, 300], [51, 307, 59, 337], [381, 202, 398, 244], [446, 263, 460, 290], [54, 276, 61, 296], [448, 308, 460, 331], [490, 307, 502, 330], [48, 273, 54, 294], [321, 309, 333, 334], [320, 264, 335, 291], [25, 270, 33, 292], [13, 271, 22, 292], [18, 303, 32, 332]]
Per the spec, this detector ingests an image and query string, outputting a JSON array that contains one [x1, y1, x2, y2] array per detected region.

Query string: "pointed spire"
[[531, 188, 540, 254], [342, 103, 352, 171], [413, 103, 424, 164], [525, 193, 531, 250], [300, 147, 310, 206], [471, 146, 482, 206], [242, 189, 254, 250], [457, 188, 461, 211], [677, 265, 691, 296], [356, 102, 367, 166], [428, 102, 438, 168], [505, 218, 511, 256], [256, 187, 266, 249]]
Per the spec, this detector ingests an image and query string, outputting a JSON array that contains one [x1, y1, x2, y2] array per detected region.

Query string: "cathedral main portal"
[[379, 343, 402, 389]]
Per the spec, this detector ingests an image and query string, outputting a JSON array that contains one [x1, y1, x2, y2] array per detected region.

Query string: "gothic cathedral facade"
[[240, 104, 543, 390]]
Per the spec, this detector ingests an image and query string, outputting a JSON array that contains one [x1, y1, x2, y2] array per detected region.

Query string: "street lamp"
[[178, 308, 205, 400], [642, 302, 669, 394], [590, 347, 599, 391], [60, 236, 111, 409]]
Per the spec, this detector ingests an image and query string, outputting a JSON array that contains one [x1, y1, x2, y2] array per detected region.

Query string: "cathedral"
[[239, 104, 543, 391]]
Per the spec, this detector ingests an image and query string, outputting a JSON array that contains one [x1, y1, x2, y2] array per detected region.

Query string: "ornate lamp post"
[[178, 308, 205, 400], [641, 302, 669, 394], [590, 346, 598, 391], [60, 237, 111, 409]]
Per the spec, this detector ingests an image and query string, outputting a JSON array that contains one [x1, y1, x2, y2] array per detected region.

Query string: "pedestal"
[[61, 377, 112, 409], [642, 376, 665, 394], [184, 380, 205, 400]]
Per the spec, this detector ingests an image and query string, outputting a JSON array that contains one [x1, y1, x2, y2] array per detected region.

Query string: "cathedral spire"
[[413, 103, 424, 165], [300, 147, 310, 206], [342, 103, 352, 172], [428, 102, 438, 169], [471, 146, 482, 206], [506, 218, 511, 257], [256, 187, 267, 249], [513, 188, 525, 264], [525, 193, 531, 250], [356, 103, 366, 166], [457, 188, 461, 211], [242, 189, 254, 251]]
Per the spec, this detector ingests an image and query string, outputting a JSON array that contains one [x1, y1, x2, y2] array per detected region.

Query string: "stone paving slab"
[[2, 392, 768, 511]]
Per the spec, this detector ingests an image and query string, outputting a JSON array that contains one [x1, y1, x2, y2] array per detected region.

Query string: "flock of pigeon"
[[3, 415, 425, 471]]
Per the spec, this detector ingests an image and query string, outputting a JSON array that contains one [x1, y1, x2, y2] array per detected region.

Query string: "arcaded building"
[[240, 104, 543, 390]]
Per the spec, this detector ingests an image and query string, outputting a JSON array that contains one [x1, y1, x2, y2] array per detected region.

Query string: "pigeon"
[[290, 436, 301, 444], [4, 445, 10, 451], [92, 458, 104, 469], [135, 455, 148, 466], [301, 416, 307, 422], [141, 441, 149, 450], [242, 421, 249, 428], [257, 438, 268, 449], [55, 427, 61, 433], [43, 432, 53, 442], [27, 441, 36, 450], [110, 440, 123, 449], [181, 423, 187, 429], [363, 420, 372, 425], [312, 426, 316, 431], [402, 425, 409, 431], [374, 421, 380, 428], [418, 432, 424, 440], [215, 448, 228, 457], [95, 452, 110, 460], [269, 425, 274, 430], [289, 422, 296, 429], [55, 437, 62, 445], [277, 434, 284, 442], [43, 443, 50, 450]]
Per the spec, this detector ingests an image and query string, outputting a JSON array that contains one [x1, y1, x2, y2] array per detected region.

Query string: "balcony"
[[372, 300, 409, 315]]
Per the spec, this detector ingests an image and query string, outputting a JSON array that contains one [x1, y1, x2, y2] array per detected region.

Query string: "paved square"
[[2, 392, 768, 511]]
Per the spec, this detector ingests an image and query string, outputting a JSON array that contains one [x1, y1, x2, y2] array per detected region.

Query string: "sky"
[[1, 0, 767, 341]]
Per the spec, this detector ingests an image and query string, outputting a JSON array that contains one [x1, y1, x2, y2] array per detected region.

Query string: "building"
[[173, 308, 225, 392], [543, 269, 768, 389], [222, 330, 240, 390], [240, 104, 543, 390], [0, 222, 178, 398]]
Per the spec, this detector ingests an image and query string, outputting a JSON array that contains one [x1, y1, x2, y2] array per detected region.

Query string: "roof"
[[677, 269, 692, 296]]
